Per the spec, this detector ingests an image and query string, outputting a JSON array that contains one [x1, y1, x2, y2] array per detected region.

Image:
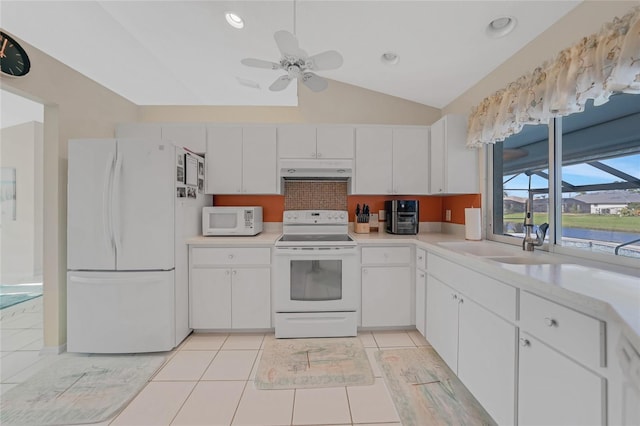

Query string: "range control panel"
[[283, 210, 348, 225]]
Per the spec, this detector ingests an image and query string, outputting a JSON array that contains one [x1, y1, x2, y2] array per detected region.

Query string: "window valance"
[[467, 6, 640, 147]]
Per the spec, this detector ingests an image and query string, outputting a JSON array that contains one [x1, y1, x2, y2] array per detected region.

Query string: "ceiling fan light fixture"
[[381, 52, 399, 65], [486, 16, 517, 38], [225, 12, 244, 29]]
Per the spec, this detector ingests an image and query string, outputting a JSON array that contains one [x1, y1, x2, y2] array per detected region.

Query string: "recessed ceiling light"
[[486, 16, 517, 38], [225, 12, 244, 29], [381, 52, 399, 65]]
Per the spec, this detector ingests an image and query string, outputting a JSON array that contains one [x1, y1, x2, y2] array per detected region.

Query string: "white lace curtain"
[[467, 5, 640, 147]]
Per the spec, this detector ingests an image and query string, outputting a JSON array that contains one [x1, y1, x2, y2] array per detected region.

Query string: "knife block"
[[354, 222, 370, 234]]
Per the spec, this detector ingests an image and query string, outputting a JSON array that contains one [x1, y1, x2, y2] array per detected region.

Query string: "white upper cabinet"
[[278, 125, 354, 159], [316, 126, 354, 159], [355, 127, 394, 194], [205, 126, 277, 195], [392, 127, 429, 194], [355, 126, 428, 194], [161, 124, 206, 154], [242, 127, 277, 194], [206, 127, 243, 194], [278, 126, 316, 159], [429, 114, 478, 194]]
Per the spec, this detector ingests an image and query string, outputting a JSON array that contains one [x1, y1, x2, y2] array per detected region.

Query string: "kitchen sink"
[[437, 241, 520, 257], [486, 255, 558, 265]]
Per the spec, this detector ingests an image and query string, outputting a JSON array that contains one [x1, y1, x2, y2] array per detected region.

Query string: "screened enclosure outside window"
[[491, 124, 550, 242], [491, 93, 640, 260], [560, 94, 640, 258]]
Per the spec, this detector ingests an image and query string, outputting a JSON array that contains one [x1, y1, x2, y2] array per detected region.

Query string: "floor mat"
[[255, 336, 374, 389], [0, 293, 42, 310], [376, 348, 496, 426], [0, 354, 165, 426]]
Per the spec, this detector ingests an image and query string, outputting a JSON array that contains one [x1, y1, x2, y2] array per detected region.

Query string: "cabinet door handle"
[[311, 152, 316, 158], [363, 269, 367, 275], [458, 297, 464, 304], [228, 254, 234, 259], [418, 256, 423, 260], [225, 270, 230, 275], [317, 152, 322, 158], [452, 293, 458, 300], [520, 338, 530, 347], [419, 273, 425, 278], [232, 270, 237, 275], [544, 317, 557, 327]]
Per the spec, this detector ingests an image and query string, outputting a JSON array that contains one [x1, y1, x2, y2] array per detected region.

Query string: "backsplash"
[[284, 181, 348, 210], [213, 190, 481, 225]]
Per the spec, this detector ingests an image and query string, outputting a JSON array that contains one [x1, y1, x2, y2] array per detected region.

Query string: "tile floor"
[[1, 297, 434, 425]]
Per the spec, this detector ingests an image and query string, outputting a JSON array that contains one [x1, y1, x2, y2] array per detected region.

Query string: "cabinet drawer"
[[191, 247, 270, 266], [428, 253, 516, 322], [520, 291, 605, 369], [361, 246, 411, 265], [416, 247, 427, 270]]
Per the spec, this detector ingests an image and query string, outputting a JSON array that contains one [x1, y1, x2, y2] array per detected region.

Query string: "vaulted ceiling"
[[1, 1, 581, 107]]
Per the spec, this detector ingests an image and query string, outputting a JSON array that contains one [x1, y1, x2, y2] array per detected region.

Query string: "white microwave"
[[202, 206, 263, 236]]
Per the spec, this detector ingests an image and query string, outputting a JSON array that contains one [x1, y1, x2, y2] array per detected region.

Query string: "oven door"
[[273, 246, 358, 312]]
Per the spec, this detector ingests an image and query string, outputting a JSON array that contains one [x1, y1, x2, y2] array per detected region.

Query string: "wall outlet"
[[445, 210, 452, 221]]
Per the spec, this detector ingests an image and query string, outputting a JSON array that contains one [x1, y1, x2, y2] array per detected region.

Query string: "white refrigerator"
[[67, 138, 206, 353]]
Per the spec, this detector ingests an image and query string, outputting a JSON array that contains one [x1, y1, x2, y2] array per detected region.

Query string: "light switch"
[[445, 210, 451, 221]]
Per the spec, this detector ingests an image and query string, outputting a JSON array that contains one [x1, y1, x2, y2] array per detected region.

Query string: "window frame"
[[487, 117, 640, 269]]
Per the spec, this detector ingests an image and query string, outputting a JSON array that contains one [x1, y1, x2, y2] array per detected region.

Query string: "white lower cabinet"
[[518, 291, 606, 425], [425, 275, 459, 370], [426, 253, 517, 425], [518, 332, 604, 426], [458, 296, 516, 426], [361, 266, 411, 327], [415, 248, 427, 336], [361, 245, 412, 327], [189, 246, 271, 329]]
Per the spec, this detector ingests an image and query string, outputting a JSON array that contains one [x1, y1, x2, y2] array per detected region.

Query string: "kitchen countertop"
[[187, 231, 281, 246]]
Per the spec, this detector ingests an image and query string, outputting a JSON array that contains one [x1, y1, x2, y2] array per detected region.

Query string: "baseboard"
[[40, 343, 67, 355]]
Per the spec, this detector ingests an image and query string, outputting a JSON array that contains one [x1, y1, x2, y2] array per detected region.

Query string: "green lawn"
[[503, 213, 640, 233]]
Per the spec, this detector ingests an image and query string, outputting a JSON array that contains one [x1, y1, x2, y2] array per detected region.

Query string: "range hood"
[[280, 159, 353, 180]]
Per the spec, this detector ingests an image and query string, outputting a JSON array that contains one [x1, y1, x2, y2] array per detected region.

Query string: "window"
[[491, 93, 640, 260], [560, 94, 640, 258], [491, 123, 550, 243]]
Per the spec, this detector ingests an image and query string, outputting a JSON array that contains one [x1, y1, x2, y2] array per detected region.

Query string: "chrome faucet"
[[522, 199, 549, 251]]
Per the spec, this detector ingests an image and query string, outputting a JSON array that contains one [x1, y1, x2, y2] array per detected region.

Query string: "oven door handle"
[[274, 247, 357, 256]]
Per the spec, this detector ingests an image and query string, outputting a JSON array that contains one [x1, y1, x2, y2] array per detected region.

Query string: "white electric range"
[[273, 210, 359, 338]]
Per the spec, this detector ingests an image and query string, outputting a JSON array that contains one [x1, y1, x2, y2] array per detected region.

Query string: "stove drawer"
[[362, 246, 411, 265], [191, 247, 271, 266]]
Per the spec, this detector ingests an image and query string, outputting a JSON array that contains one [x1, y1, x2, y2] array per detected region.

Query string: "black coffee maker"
[[385, 200, 419, 234]]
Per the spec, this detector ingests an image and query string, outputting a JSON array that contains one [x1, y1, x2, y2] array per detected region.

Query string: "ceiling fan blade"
[[307, 50, 343, 71], [269, 75, 293, 91], [301, 72, 328, 92], [274, 30, 305, 58], [241, 58, 281, 70]]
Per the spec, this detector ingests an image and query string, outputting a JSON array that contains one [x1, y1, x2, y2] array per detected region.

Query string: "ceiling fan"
[[241, 30, 343, 92]]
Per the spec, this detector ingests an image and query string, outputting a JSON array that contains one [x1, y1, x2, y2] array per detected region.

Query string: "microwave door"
[[210, 212, 239, 230]]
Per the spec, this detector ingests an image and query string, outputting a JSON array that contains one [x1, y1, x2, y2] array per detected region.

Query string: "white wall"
[[0, 121, 43, 283]]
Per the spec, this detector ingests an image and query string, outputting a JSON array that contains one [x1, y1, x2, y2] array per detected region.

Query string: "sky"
[[504, 154, 640, 199]]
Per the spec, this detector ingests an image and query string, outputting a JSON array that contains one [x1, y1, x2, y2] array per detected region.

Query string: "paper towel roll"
[[465, 208, 482, 240]]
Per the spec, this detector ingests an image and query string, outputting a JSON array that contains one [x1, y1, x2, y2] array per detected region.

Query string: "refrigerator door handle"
[[69, 274, 163, 285], [112, 153, 124, 257], [103, 152, 115, 251]]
